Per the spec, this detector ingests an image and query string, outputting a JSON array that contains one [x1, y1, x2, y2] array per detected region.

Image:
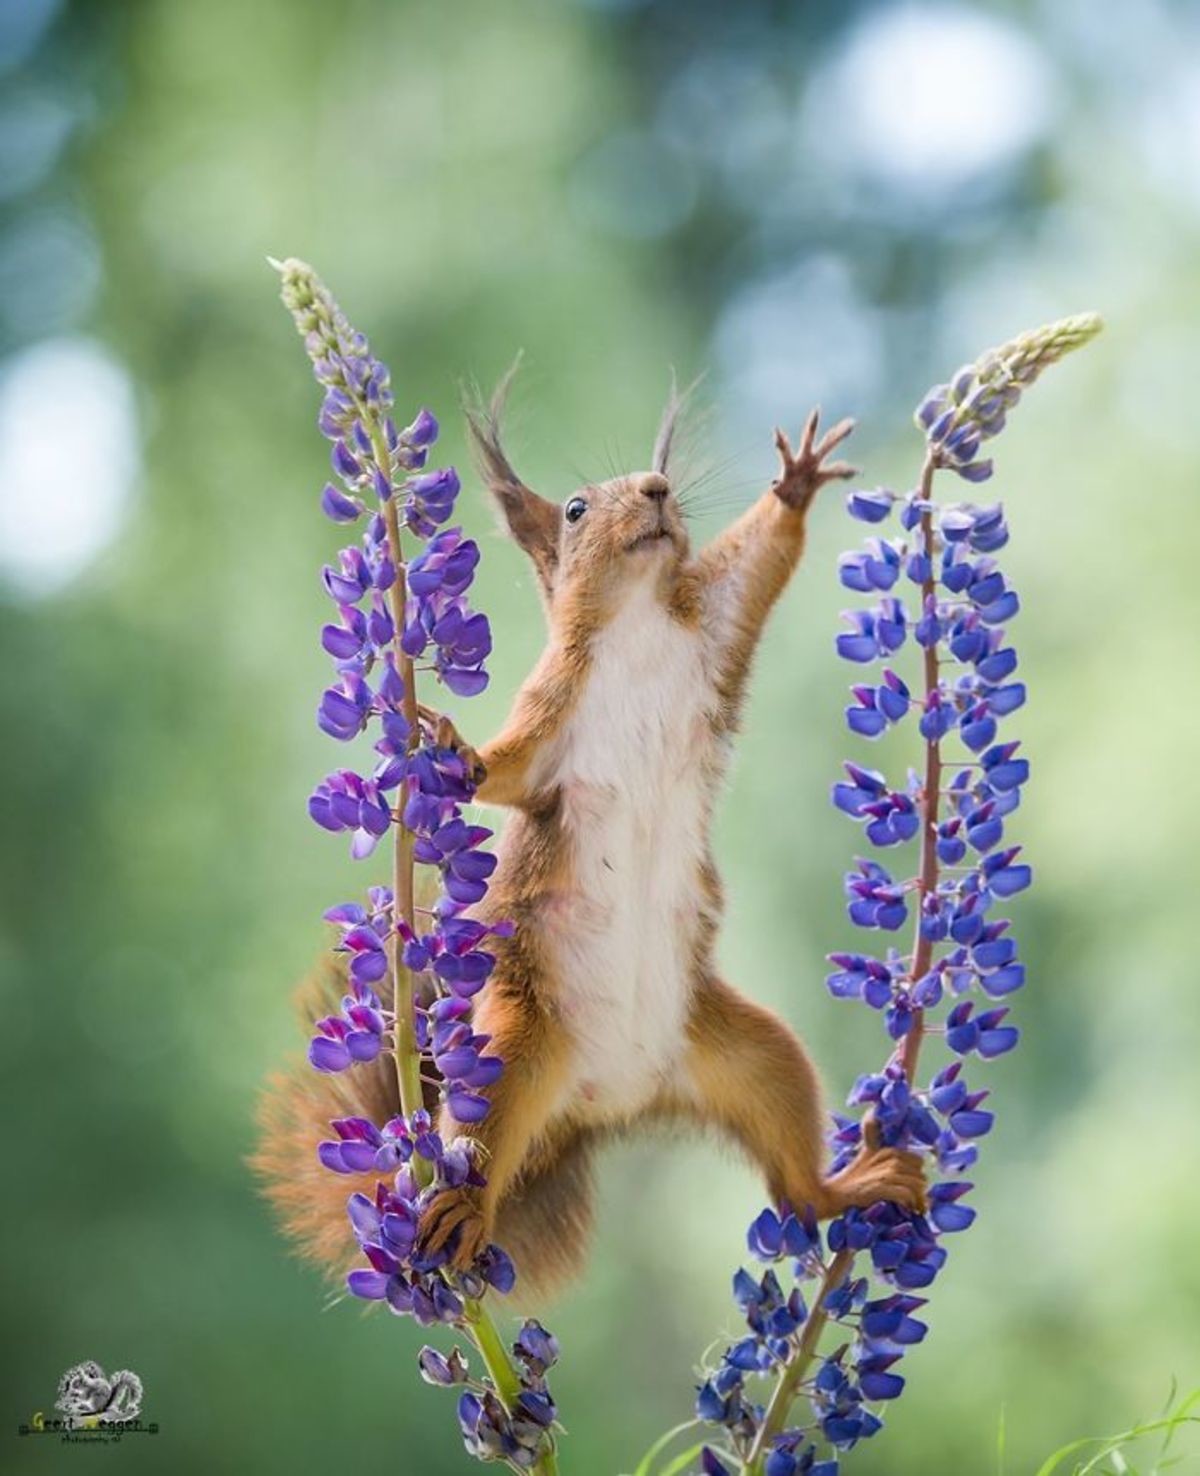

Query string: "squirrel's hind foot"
[[821, 1141, 928, 1217]]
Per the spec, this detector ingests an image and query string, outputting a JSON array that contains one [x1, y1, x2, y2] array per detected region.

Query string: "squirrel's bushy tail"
[[251, 960, 595, 1303], [251, 957, 400, 1277]]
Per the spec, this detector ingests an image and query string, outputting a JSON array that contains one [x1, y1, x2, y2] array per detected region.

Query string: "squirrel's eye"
[[565, 497, 588, 525]]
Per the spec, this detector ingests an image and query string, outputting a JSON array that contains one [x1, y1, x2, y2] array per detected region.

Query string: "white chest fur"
[[543, 577, 720, 1114]]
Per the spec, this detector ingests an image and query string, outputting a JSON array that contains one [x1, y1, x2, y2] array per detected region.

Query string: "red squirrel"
[[255, 375, 926, 1298]]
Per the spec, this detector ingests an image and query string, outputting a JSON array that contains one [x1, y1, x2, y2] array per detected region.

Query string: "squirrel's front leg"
[[420, 642, 582, 810], [415, 704, 539, 810], [418, 989, 568, 1271], [697, 408, 857, 589], [694, 411, 857, 719]]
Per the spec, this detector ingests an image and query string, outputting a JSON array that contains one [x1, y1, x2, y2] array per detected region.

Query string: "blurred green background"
[[2, 0, 1197, 1471]]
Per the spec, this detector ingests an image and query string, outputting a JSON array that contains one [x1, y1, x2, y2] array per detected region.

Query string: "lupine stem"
[[899, 453, 940, 1083], [296, 314, 437, 1191], [744, 1250, 852, 1473], [349, 411, 430, 1182], [311, 375, 426, 1168], [743, 453, 941, 1476], [467, 1302, 561, 1476], [370, 415, 551, 1463], [366, 412, 554, 1468], [378, 486, 425, 1111], [467, 1301, 523, 1406]]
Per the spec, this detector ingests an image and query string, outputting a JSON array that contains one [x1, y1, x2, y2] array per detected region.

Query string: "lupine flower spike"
[[689, 314, 1101, 1476], [275, 258, 560, 1475]]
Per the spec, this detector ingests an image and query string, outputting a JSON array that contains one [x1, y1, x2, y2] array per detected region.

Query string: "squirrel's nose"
[[637, 473, 670, 503]]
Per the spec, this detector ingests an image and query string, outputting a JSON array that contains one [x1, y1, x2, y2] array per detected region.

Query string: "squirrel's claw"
[[417, 705, 487, 786], [797, 406, 821, 459], [814, 415, 855, 459], [417, 1187, 488, 1270]]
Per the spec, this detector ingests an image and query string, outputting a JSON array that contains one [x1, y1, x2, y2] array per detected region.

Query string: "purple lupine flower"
[[459, 1385, 555, 1469], [846, 487, 894, 523], [419, 1345, 470, 1386], [514, 1320, 560, 1377], [843, 859, 907, 932], [415, 818, 499, 907], [321, 481, 364, 523], [690, 316, 1098, 1473], [408, 526, 481, 598], [401, 529, 494, 696], [309, 985, 385, 1072], [404, 466, 462, 537], [401, 407, 439, 449], [307, 768, 392, 859], [913, 313, 1101, 480], [319, 1115, 414, 1174], [844, 668, 910, 738], [276, 258, 558, 1473], [838, 538, 901, 592]]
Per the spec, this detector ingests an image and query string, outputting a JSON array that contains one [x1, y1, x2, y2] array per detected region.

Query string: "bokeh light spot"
[[0, 337, 140, 598], [0, 204, 101, 338], [0, 0, 61, 76], [0, 84, 75, 201], [714, 256, 883, 442], [1140, 63, 1200, 212], [806, 6, 1055, 192]]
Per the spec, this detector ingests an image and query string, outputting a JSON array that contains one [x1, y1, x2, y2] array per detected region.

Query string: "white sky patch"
[[0, 337, 139, 599], [805, 6, 1055, 192], [1140, 63, 1200, 214], [713, 256, 883, 450]]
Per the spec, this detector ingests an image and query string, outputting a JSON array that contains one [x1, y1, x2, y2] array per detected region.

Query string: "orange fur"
[[676, 974, 829, 1209], [671, 974, 925, 1218], [251, 958, 407, 1278]]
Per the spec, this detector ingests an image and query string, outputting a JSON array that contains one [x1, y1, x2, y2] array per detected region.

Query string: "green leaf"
[[1034, 1391, 1200, 1476], [1160, 1387, 1200, 1457], [658, 1441, 719, 1476], [628, 1419, 703, 1476]]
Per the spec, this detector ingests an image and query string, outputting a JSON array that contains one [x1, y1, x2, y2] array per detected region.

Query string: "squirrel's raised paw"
[[772, 409, 858, 511], [417, 1186, 488, 1271]]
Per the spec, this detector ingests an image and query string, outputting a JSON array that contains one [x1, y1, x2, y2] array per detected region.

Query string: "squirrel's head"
[[465, 363, 693, 615]]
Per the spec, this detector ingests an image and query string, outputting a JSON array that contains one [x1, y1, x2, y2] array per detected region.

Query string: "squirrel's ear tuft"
[[651, 369, 702, 478], [464, 357, 560, 595]]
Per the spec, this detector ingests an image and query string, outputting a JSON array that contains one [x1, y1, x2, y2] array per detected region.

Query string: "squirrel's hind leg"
[[418, 984, 571, 1271], [493, 1126, 597, 1303], [680, 974, 926, 1218]]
